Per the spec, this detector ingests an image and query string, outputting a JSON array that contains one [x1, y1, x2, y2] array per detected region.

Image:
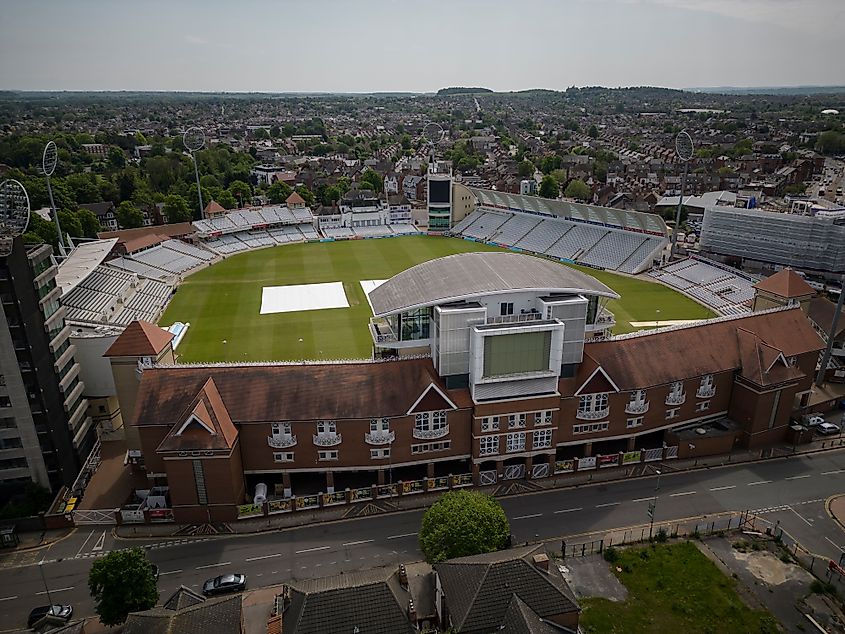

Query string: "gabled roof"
[[501, 595, 573, 634], [104, 320, 174, 358], [754, 268, 815, 299], [204, 199, 226, 214], [278, 568, 415, 634], [156, 378, 238, 453], [286, 191, 306, 205], [162, 586, 206, 611], [578, 308, 823, 391], [123, 594, 241, 634], [808, 296, 845, 340], [574, 364, 619, 396], [736, 328, 803, 387], [134, 359, 469, 428], [434, 545, 579, 634], [407, 383, 458, 415]]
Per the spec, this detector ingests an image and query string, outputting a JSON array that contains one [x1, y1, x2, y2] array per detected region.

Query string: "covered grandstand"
[[449, 189, 668, 274], [648, 256, 758, 316]]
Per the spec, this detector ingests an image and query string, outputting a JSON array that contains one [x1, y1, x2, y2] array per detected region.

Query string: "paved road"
[[2, 450, 845, 631]]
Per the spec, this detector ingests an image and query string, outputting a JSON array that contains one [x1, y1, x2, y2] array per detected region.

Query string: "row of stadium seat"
[[649, 257, 756, 315]]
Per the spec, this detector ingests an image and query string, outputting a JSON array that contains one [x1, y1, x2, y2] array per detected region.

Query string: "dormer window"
[[697, 375, 715, 399], [625, 390, 649, 415], [577, 393, 609, 420], [666, 381, 685, 406]]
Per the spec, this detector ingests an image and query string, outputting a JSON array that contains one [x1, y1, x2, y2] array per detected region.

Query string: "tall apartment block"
[[0, 237, 94, 496]]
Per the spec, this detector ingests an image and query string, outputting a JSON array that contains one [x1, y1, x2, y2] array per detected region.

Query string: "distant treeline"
[[437, 87, 494, 96]]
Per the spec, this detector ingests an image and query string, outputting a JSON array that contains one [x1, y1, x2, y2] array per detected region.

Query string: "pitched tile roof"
[[204, 199, 226, 214], [286, 192, 306, 205], [278, 569, 415, 634], [754, 268, 816, 299], [123, 594, 242, 634], [579, 308, 823, 391], [736, 329, 803, 387], [156, 378, 238, 452], [435, 545, 579, 634], [104, 320, 175, 358], [133, 359, 468, 427], [97, 222, 194, 242], [501, 595, 572, 634], [162, 586, 206, 611], [808, 296, 845, 339]]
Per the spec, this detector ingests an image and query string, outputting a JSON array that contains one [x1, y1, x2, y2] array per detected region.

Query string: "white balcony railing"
[[576, 408, 609, 421], [313, 433, 342, 447], [696, 386, 716, 399], [625, 401, 649, 415], [268, 434, 297, 449], [413, 426, 449, 440], [665, 393, 686, 406], [365, 430, 395, 445]]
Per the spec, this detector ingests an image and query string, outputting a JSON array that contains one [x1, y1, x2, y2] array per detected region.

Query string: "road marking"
[[195, 561, 231, 570], [245, 553, 283, 562], [92, 530, 106, 552], [553, 507, 583, 514], [822, 469, 845, 475], [342, 539, 374, 547], [631, 496, 655, 503], [386, 532, 417, 540], [595, 502, 620, 508], [787, 506, 813, 527], [785, 475, 811, 481], [76, 530, 95, 557], [670, 491, 696, 497], [825, 536, 844, 551], [513, 513, 543, 520], [158, 569, 182, 576], [747, 480, 772, 486], [709, 485, 736, 491], [296, 546, 331, 554], [37, 587, 73, 595], [0, 596, 17, 602]]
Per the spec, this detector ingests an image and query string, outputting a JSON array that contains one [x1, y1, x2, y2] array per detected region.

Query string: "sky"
[[1, 0, 843, 92]]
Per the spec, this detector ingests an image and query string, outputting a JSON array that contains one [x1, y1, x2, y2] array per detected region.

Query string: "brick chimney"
[[408, 597, 417, 624], [398, 563, 408, 587], [532, 553, 550, 572]]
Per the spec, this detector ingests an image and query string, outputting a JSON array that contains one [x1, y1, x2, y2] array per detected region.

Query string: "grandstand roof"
[[470, 187, 667, 236], [369, 252, 618, 317], [104, 320, 174, 357], [55, 238, 118, 293], [754, 268, 816, 299]]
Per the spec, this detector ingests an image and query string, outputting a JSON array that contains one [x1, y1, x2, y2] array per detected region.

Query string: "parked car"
[[202, 573, 246, 596], [27, 605, 73, 628], [804, 415, 826, 427], [816, 422, 841, 436]]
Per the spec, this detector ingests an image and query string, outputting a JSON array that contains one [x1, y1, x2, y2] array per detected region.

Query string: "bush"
[[604, 547, 619, 563], [655, 528, 668, 543], [810, 580, 836, 596]]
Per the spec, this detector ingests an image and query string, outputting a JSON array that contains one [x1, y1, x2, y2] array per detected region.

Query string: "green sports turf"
[[159, 236, 715, 362]]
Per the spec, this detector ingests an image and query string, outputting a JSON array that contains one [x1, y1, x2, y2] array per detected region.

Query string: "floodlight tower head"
[[422, 122, 445, 163], [0, 179, 32, 257], [42, 141, 58, 177], [675, 130, 694, 162], [183, 127, 206, 153]]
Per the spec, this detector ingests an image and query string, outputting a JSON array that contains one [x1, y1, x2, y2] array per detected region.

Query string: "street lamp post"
[[648, 469, 662, 541], [38, 560, 54, 606]]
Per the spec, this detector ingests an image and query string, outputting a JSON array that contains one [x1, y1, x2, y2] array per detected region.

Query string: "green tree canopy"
[[163, 194, 192, 224], [267, 181, 293, 204], [76, 208, 102, 238], [539, 174, 559, 199], [518, 160, 535, 179], [89, 547, 158, 626], [419, 490, 510, 563], [359, 168, 383, 193], [588, 124, 599, 139], [216, 189, 238, 210], [228, 179, 252, 203], [116, 201, 144, 229], [564, 179, 591, 201]]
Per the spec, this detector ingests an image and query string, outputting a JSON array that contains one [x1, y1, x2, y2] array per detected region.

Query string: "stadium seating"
[[489, 214, 542, 245], [460, 211, 511, 241], [649, 257, 756, 315], [514, 219, 573, 254]]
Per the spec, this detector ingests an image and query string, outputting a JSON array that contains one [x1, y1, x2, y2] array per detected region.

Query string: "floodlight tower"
[[671, 130, 694, 259], [422, 122, 452, 233], [183, 127, 206, 220], [42, 141, 66, 256], [0, 179, 32, 257]]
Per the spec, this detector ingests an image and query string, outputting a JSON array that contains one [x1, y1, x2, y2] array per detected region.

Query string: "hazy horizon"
[[1, 0, 843, 93]]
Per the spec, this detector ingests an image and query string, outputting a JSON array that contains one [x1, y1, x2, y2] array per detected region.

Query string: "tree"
[[162, 194, 192, 224], [294, 185, 315, 207], [58, 210, 83, 238], [116, 201, 144, 229], [108, 146, 126, 169], [267, 181, 293, 204], [588, 124, 599, 139], [89, 547, 158, 626], [419, 490, 509, 563], [77, 209, 102, 238], [517, 160, 535, 179], [359, 168, 383, 193], [564, 179, 591, 201], [539, 174, 559, 199], [216, 189, 238, 210]]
